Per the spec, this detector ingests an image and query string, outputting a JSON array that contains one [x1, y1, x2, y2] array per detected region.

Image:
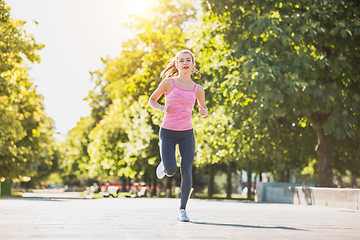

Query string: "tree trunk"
[[208, 164, 215, 199], [166, 177, 172, 198], [247, 162, 252, 200], [127, 177, 131, 192], [277, 169, 285, 182], [312, 124, 333, 187], [153, 166, 158, 197], [351, 174, 357, 188], [226, 162, 232, 199], [121, 176, 127, 192], [285, 169, 290, 183], [336, 174, 343, 188]]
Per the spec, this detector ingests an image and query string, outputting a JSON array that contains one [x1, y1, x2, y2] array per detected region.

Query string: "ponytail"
[[160, 58, 178, 79], [160, 50, 200, 80]]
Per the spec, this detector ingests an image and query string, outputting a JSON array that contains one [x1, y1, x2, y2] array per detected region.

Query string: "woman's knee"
[[165, 166, 177, 177], [180, 166, 192, 178]]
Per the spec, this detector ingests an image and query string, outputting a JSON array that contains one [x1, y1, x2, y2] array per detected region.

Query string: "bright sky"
[[7, 0, 150, 140]]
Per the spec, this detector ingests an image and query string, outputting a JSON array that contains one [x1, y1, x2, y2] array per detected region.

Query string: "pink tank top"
[[161, 79, 197, 131]]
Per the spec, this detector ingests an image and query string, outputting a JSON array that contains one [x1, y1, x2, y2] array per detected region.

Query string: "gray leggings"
[[159, 127, 195, 210]]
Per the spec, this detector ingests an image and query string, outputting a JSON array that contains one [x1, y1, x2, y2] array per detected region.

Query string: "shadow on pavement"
[[190, 221, 306, 231]]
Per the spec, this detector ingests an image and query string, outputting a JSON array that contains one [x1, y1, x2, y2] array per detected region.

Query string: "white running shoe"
[[178, 209, 190, 222], [156, 161, 165, 179]]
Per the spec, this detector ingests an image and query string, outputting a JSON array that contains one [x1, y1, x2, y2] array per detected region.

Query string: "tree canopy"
[[4, 0, 359, 190], [197, 0, 360, 186], [58, 0, 360, 190], [0, 1, 57, 183]]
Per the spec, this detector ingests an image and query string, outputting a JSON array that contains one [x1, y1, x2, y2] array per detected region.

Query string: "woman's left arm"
[[196, 85, 208, 117]]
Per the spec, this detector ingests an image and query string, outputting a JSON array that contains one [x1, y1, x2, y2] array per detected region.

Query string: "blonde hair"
[[160, 50, 200, 79]]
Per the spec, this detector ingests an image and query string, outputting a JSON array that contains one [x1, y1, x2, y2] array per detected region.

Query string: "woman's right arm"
[[148, 78, 173, 112]]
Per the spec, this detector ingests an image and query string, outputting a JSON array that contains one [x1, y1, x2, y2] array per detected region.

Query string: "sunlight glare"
[[127, 0, 151, 17]]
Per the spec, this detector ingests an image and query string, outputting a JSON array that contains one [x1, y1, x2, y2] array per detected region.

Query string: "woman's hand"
[[198, 105, 208, 117], [163, 105, 174, 113], [195, 85, 207, 117]]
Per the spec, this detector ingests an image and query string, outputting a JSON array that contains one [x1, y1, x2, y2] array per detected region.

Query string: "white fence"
[[256, 182, 360, 210]]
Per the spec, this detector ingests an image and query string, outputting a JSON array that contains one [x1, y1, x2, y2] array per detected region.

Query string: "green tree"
[[333, 124, 360, 186], [60, 116, 95, 185], [0, 1, 56, 182], [201, 0, 360, 187], [60, 0, 199, 190]]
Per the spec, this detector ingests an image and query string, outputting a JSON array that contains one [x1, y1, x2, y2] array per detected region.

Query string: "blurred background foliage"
[[1, 0, 359, 198]]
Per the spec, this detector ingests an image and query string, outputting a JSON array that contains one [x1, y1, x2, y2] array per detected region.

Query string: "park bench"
[[99, 185, 122, 198]]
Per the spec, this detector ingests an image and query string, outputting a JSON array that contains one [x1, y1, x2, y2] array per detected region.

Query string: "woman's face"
[[176, 52, 194, 73]]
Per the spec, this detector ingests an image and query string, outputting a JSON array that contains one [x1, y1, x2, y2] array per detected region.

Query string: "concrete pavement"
[[0, 195, 359, 239]]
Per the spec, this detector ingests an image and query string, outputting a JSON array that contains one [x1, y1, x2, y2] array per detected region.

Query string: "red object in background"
[[100, 185, 122, 192]]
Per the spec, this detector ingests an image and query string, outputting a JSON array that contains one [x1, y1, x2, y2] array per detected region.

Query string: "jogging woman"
[[148, 50, 208, 222]]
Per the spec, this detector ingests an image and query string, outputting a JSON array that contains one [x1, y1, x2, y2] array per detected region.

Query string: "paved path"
[[0, 196, 359, 239]]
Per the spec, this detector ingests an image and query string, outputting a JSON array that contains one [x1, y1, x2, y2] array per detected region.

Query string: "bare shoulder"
[[160, 77, 173, 88], [195, 84, 204, 93], [157, 77, 174, 94]]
